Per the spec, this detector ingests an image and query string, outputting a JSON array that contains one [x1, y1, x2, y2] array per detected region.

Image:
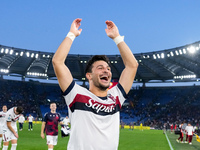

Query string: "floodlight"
[[183, 49, 186, 54], [26, 52, 30, 57], [5, 49, 9, 54], [35, 54, 39, 58], [170, 51, 174, 56], [10, 49, 13, 55], [179, 50, 182, 55], [161, 53, 164, 58], [20, 52, 24, 56], [31, 53, 34, 58], [188, 46, 195, 53], [1, 48, 4, 53]]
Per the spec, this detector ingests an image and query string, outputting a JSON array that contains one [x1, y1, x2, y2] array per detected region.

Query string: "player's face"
[[50, 103, 57, 111], [2, 106, 7, 112], [89, 60, 112, 90]]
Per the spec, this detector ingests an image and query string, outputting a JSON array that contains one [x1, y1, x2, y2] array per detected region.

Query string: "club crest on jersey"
[[107, 94, 116, 103]]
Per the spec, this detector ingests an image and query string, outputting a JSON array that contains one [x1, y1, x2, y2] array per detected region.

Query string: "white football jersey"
[[63, 81, 127, 150], [0, 110, 7, 126], [185, 126, 195, 135], [18, 115, 25, 123], [3, 107, 20, 131], [28, 116, 34, 122], [62, 117, 70, 126]]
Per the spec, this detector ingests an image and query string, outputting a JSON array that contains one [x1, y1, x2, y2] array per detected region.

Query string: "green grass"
[[166, 131, 200, 150], [118, 129, 169, 150], [1, 123, 199, 150]]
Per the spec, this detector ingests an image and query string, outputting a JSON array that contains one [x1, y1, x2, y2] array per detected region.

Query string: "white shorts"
[[0, 125, 3, 134], [46, 135, 58, 146], [3, 129, 18, 142]]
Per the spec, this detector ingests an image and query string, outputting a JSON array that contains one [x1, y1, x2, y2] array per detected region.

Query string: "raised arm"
[[105, 21, 138, 94], [52, 18, 82, 92]]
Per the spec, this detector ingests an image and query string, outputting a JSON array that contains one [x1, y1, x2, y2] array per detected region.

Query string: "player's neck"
[[89, 87, 107, 97], [51, 110, 56, 113]]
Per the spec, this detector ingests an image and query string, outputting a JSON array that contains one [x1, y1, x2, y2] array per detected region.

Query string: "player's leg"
[[180, 133, 184, 143], [19, 123, 22, 131], [11, 139, 17, 150], [51, 135, 58, 149], [0, 126, 3, 148], [48, 144, 54, 150], [185, 134, 188, 143], [9, 130, 18, 150], [2, 141, 9, 150], [31, 122, 33, 130], [189, 135, 193, 144], [177, 132, 182, 142], [46, 135, 55, 150], [28, 122, 31, 131], [19, 123, 21, 130], [2, 130, 10, 150], [0, 134, 2, 148]]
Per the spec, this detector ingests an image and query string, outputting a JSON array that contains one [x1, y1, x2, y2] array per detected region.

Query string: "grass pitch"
[[166, 131, 200, 150], [1, 123, 199, 150]]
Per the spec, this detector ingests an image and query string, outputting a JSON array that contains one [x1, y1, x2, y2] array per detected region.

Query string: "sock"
[[3, 145, 8, 150], [11, 144, 17, 150], [48, 149, 53, 150]]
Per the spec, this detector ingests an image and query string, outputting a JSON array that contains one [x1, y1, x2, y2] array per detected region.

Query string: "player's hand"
[[14, 132, 19, 138], [41, 133, 45, 139], [70, 18, 82, 37], [105, 20, 120, 39]]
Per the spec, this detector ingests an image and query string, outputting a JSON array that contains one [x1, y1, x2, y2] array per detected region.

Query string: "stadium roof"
[[0, 41, 200, 83]]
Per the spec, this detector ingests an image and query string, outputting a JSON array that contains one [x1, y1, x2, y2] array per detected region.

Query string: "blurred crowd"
[[1, 79, 200, 128]]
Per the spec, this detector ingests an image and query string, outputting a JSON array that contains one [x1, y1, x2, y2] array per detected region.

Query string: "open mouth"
[[100, 76, 109, 82]]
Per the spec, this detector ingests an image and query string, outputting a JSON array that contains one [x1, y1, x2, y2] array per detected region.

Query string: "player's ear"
[[86, 72, 91, 80]]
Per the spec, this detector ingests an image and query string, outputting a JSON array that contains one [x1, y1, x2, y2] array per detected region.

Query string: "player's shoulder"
[[57, 112, 61, 117], [6, 108, 14, 114], [44, 112, 50, 117]]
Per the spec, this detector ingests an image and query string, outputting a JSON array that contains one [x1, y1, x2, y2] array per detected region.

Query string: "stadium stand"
[[1, 78, 199, 133], [1, 41, 200, 133]]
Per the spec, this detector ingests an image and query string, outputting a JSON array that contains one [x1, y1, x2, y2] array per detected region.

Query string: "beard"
[[93, 79, 110, 91], [98, 83, 109, 91]]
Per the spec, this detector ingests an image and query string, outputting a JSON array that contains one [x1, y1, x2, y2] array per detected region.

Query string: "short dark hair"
[[85, 55, 110, 73], [16, 106, 23, 114], [50, 102, 56, 105]]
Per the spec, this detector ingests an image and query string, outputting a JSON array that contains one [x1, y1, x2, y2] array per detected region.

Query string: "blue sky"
[[1, 0, 200, 55]]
